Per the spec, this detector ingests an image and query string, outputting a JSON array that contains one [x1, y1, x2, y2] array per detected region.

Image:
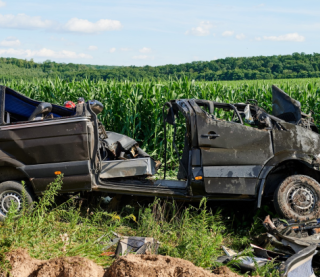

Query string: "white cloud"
[[255, 37, 262, 41], [262, 33, 305, 42], [185, 21, 213, 36], [139, 47, 151, 53], [64, 18, 121, 33], [0, 13, 53, 29], [0, 37, 20, 47], [0, 1, 6, 8], [120, 47, 131, 51], [236, 33, 246, 40], [88, 45, 98, 51], [222, 31, 234, 37], [0, 13, 122, 34], [109, 47, 116, 53], [0, 47, 92, 59]]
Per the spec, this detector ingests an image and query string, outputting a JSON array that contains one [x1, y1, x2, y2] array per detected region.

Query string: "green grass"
[[0, 175, 281, 276]]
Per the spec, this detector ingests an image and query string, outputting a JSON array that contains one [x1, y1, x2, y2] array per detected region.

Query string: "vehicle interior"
[[2, 87, 77, 124]]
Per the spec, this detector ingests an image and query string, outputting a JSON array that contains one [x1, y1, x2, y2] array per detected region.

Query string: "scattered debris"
[[260, 215, 320, 276], [217, 246, 269, 272], [102, 232, 160, 257], [279, 244, 317, 277], [216, 214, 320, 276]]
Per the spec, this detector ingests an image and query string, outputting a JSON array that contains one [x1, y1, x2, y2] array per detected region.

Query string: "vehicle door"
[[190, 100, 273, 195]]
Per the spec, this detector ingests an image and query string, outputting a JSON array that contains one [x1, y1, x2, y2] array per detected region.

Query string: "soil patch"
[[1, 248, 104, 277], [106, 254, 243, 277], [1, 249, 245, 277]]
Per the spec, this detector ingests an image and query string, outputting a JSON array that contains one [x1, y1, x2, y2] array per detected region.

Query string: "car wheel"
[[0, 181, 34, 221], [274, 175, 320, 221]]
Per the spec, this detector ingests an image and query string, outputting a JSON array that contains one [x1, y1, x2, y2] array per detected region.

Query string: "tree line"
[[1, 52, 320, 81]]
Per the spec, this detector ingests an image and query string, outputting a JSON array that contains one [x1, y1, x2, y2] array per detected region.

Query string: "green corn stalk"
[[3, 77, 320, 175]]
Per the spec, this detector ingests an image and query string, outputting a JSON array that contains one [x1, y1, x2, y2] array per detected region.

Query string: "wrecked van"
[[0, 85, 319, 221]]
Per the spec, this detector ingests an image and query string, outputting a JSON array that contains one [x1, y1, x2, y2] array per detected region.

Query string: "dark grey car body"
[[0, 85, 320, 218]]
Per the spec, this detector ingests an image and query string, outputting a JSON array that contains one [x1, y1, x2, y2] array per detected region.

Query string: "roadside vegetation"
[[0, 175, 280, 276]]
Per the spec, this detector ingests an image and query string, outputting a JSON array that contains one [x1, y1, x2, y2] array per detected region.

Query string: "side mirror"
[[28, 102, 52, 121]]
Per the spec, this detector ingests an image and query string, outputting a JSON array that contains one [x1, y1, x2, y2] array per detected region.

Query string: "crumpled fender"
[[257, 150, 320, 208], [264, 150, 320, 169]]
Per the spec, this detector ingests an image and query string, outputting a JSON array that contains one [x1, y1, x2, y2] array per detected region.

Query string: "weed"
[[0, 177, 280, 276]]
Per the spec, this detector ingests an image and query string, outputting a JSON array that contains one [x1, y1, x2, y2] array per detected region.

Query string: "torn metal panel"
[[203, 165, 262, 178], [280, 245, 317, 277], [100, 157, 155, 178], [272, 85, 302, 123], [104, 131, 138, 151]]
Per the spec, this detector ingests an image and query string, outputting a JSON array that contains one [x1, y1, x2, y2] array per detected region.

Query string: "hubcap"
[[0, 191, 22, 216], [287, 183, 317, 215]]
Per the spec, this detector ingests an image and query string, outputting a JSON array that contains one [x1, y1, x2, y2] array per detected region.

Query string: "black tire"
[[0, 181, 34, 222], [273, 175, 320, 221]]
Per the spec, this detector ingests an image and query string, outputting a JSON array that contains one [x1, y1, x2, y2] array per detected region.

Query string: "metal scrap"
[[102, 232, 160, 258], [260, 215, 320, 276]]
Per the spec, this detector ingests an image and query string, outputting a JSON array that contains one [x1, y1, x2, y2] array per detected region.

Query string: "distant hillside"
[[1, 52, 320, 81]]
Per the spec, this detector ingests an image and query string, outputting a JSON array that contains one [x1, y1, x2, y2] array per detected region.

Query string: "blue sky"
[[0, 0, 319, 66]]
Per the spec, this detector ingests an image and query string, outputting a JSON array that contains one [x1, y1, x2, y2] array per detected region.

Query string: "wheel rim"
[[287, 182, 318, 216], [0, 190, 22, 216]]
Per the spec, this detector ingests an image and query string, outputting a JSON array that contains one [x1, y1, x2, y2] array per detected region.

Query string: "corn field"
[[3, 77, 320, 173]]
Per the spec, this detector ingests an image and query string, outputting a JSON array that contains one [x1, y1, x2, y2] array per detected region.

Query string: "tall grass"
[[3, 77, 320, 171], [0, 176, 229, 271], [0, 175, 281, 276]]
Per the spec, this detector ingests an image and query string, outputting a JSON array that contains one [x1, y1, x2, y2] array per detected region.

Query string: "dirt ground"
[[0, 248, 245, 277], [105, 254, 243, 277]]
